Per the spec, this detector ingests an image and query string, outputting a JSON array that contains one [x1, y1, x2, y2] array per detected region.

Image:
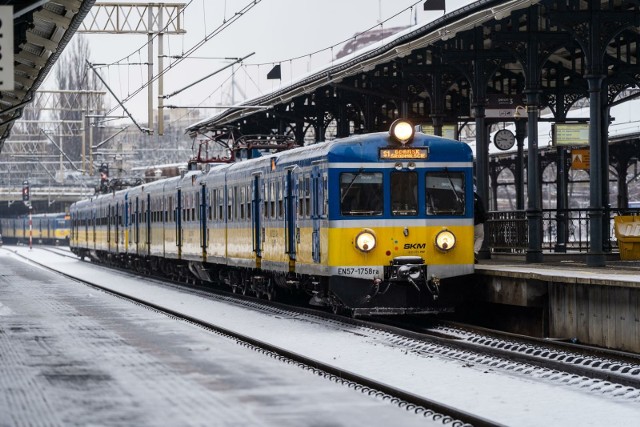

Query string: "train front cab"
[[326, 120, 475, 316]]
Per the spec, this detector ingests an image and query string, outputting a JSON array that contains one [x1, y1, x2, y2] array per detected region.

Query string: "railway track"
[[11, 246, 640, 423], [9, 246, 495, 427], [372, 317, 640, 393]]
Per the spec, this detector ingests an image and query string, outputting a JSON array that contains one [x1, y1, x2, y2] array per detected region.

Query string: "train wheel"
[[266, 287, 276, 301]]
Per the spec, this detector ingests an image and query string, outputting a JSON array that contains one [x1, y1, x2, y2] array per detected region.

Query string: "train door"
[[90, 207, 95, 248], [251, 174, 262, 260], [115, 202, 120, 253], [176, 188, 182, 259], [200, 184, 207, 259], [134, 197, 140, 254], [46, 217, 51, 241], [311, 165, 323, 263], [124, 194, 129, 252], [146, 193, 151, 255], [107, 204, 112, 252], [284, 168, 297, 262], [119, 200, 125, 251]]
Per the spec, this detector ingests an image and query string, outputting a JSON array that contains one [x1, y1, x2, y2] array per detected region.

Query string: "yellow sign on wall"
[[571, 148, 590, 170]]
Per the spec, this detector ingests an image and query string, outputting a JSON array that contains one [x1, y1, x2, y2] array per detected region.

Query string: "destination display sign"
[[418, 124, 457, 140], [379, 147, 429, 160], [553, 123, 590, 146]]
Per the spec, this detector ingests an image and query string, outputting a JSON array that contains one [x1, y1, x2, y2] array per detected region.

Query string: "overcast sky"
[[45, 0, 475, 125]]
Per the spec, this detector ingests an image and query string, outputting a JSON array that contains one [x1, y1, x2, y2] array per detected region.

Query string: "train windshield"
[[340, 172, 383, 216], [425, 171, 466, 215], [391, 171, 418, 216]]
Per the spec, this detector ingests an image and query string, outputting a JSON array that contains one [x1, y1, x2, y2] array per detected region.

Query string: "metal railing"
[[486, 208, 640, 254]]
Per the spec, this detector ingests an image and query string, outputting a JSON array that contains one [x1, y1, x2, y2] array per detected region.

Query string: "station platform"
[[472, 253, 640, 352], [477, 253, 640, 287], [0, 250, 431, 427]]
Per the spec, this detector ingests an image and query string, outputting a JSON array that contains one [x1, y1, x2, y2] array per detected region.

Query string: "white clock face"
[[494, 129, 515, 150]]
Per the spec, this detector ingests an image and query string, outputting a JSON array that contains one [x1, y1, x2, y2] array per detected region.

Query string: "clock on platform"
[[493, 129, 515, 150]]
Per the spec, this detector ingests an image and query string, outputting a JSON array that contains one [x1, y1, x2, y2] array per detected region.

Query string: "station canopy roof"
[[0, 0, 95, 152], [187, 0, 640, 136]]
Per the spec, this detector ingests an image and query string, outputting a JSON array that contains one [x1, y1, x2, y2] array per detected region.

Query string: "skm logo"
[[404, 243, 426, 249]]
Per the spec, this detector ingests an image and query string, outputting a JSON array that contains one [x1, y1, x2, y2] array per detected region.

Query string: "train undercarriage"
[[71, 248, 453, 317]]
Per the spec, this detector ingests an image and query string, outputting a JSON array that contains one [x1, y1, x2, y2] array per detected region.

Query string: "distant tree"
[[53, 35, 104, 162]]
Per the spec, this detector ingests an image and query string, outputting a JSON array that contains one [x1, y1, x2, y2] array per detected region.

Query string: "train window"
[[298, 178, 304, 217], [228, 188, 234, 222], [323, 175, 328, 217], [240, 187, 245, 220], [247, 185, 252, 220], [218, 189, 224, 221], [340, 172, 383, 216], [277, 181, 283, 219], [304, 177, 310, 218], [391, 172, 418, 216], [213, 190, 218, 221], [196, 193, 200, 221], [208, 190, 213, 220], [425, 172, 466, 216], [270, 182, 276, 219]]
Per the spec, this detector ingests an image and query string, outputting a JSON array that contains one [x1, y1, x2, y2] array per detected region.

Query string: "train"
[[69, 119, 475, 316], [0, 212, 71, 246]]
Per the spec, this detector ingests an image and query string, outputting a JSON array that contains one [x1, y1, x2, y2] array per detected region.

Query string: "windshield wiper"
[[443, 168, 464, 212], [340, 169, 363, 204]]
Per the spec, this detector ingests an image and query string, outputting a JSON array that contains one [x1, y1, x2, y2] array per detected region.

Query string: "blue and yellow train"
[[0, 212, 70, 246], [70, 120, 475, 316]]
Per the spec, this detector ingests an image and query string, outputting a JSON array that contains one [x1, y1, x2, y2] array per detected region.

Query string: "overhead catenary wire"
[[243, 0, 423, 68], [87, 61, 151, 134], [161, 52, 255, 99], [105, 0, 264, 117]]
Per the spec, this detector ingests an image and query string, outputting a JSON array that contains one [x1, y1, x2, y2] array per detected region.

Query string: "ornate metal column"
[[601, 88, 611, 252], [555, 146, 568, 252], [524, 89, 543, 263], [615, 155, 630, 208], [430, 69, 445, 137], [586, 73, 606, 265], [514, 119, 527, 211]]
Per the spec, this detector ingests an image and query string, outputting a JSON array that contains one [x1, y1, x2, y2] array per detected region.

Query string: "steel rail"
[[8, 247, 501, 427]]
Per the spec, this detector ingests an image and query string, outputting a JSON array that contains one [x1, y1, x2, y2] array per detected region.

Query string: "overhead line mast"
[[78, 3, 187, 135]]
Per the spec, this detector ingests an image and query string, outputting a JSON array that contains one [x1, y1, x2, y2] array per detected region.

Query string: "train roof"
[[71, 130, 473, 205], [275, 131, 473, 166]]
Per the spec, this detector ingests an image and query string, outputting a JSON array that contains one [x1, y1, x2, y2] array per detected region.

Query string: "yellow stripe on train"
[[327, 224, 474, 267]]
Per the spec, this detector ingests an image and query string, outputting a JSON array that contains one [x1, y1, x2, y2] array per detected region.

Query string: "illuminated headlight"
[[355, 229, 376, 252], [389, 119, 415, 144], [435, 229, 456, 252]]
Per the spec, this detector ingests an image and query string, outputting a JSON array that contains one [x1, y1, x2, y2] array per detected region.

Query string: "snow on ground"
[[7, 246, 640, 426]]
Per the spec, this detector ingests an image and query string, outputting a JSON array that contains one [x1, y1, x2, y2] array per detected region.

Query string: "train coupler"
[[427, 275, 440, 300]]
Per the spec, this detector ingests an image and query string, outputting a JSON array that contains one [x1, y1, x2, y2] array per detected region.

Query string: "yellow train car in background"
[[0, 212, 70, 246]]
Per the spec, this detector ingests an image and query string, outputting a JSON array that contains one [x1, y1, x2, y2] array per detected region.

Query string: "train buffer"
[[614, 215, 640, 260]]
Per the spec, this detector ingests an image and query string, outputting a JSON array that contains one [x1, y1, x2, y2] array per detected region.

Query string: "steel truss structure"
[[186, 0, 640, 267]]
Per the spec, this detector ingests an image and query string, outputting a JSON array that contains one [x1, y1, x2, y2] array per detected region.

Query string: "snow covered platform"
[[0, 251, 431, 427], [2, 247, 640, 426], [474, 256, 640, 352]]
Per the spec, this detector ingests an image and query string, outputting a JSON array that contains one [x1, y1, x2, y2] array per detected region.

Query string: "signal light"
[[22, 181, 30, 201]]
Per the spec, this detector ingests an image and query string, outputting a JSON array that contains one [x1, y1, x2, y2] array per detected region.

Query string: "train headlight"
[[355, 229, 376, 252], [435, 229, 456, 252], [389, 119, 415, 144]]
